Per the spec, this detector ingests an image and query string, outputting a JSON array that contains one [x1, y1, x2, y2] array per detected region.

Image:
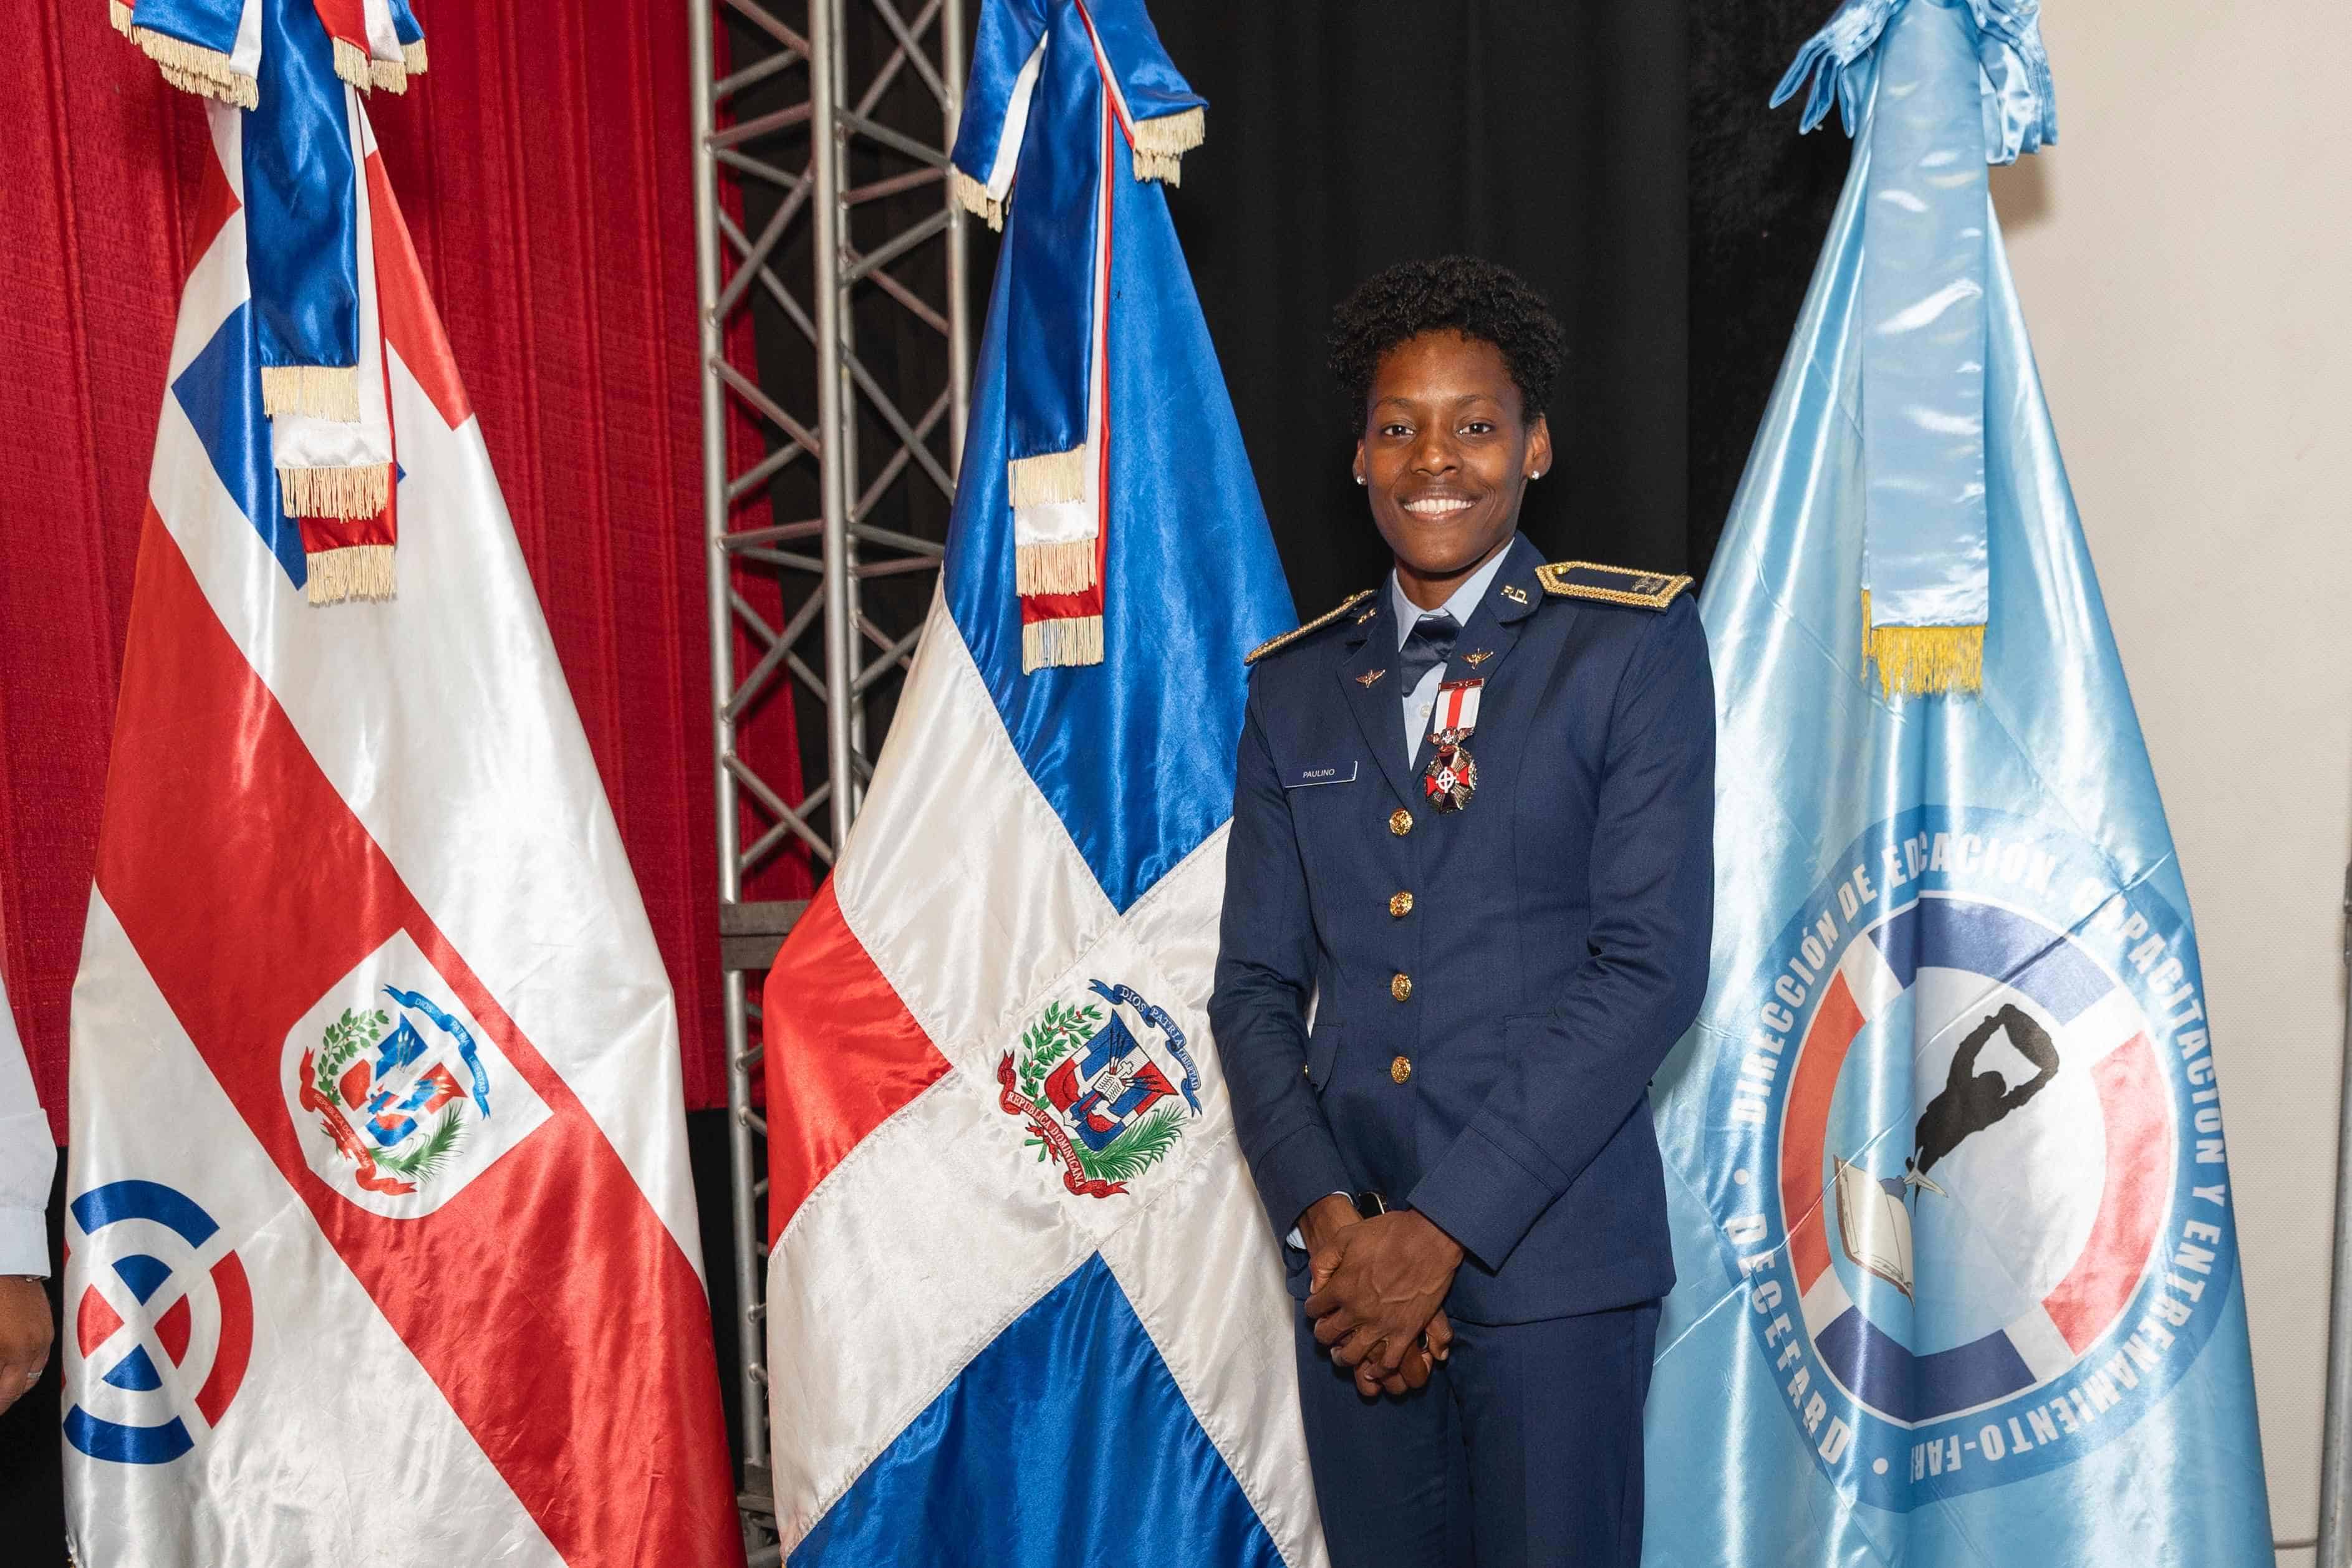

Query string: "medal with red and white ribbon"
[[1422, 678, 1484, 814]]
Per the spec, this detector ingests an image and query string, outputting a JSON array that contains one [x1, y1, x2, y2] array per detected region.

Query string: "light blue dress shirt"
[[1389, 546, 1511, 769]]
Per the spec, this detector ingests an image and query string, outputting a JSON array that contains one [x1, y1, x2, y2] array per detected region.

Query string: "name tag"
[[1282, 761, 1359, 789]]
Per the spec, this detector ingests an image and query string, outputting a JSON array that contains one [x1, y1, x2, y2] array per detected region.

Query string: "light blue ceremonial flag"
[[1641, 1, 2275, 1562]]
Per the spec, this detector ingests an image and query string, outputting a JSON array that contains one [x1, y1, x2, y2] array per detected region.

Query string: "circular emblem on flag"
[[64, 1180, 253, 1466], [996, 979, 1202, 1198], [1702, 805, 2239, 1507]]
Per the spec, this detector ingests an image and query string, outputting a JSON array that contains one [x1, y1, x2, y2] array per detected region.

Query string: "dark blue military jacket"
[[1211, 534, 1715, 1325]]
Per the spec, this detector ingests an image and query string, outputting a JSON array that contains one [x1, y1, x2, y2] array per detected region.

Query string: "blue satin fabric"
[[949, 0, 1051, 183], [242, 0, 361, 376], [173, 301, 306, 587], [954, 1, 1210, 469], [1775, 0, 2056, 163], [127, 0, 244, 57], [945, 117, 1293, 913], [790, 1256, 1283, 1568], [1639, 32, 2273, 1563], [388, 0, 423, 51], [1857, 0, 1989, 631], [1082, 0, 1206, 124], [1001, 2, 1108, 469]]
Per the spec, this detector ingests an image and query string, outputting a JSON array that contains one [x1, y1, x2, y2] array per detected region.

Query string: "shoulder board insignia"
[[1245, 590, 1378, 665], [1533, 560, 1693, 610]]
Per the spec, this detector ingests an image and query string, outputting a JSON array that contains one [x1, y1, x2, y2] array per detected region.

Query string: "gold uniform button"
[[1390, 1054, 1414, 1084], [1389, 808, 1414, 837], [1389, 890, 1414, 918], [1390, 972, 1412, 1002]]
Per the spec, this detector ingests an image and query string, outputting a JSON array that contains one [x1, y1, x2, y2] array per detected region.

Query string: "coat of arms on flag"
[[278, 932, 553, 1213], [998, 979, 1203, 1197]]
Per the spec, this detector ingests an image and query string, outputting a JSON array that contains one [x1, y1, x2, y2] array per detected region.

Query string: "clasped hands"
[[1298, 1194, 1463, 1398]]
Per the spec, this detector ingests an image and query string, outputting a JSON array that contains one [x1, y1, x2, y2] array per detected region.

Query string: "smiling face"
[[1355, 330, 1552, 609]]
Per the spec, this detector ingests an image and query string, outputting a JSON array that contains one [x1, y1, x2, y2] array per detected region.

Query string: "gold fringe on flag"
[[1862, 590, 1984, 698], [1021, 615, 1104, 673], [332, 35, 372, 91], [370, 55, 409, 94], [1129, 106, 1203, 185], [402, 38, 427, 75], [128, 26, 259, 109], [1007, 446, 1087, 508], [306, 545, 396, 605], [1015, 539, 1096, 596], [109, 1, 132, 37], [279, 463, 391, 520], [951, 168, 1005, 233], [260, 364, 362, 423]]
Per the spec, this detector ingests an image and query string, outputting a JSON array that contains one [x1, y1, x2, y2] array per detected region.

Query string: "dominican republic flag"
[[759, 3, 1320, 1563], [1640, 2, 2273, 1563], [63, 16, 741, 1568]]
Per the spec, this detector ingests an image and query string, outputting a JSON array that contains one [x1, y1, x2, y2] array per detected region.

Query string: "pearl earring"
[[1355, 474, 1365, 486]]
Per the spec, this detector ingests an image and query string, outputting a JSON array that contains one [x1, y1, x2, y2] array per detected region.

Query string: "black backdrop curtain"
[[1149, 1, 1689, 610]]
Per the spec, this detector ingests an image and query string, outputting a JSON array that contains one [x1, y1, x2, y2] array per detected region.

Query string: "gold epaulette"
[[1533, 560, 1693, 610], [1244, 589, 1377, 665]]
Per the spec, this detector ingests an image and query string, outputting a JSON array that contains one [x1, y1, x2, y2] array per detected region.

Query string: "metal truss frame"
[[688, 0, 970, 1552]]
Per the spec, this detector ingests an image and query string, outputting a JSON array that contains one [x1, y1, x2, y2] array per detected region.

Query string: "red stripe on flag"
[[763, 880, 950, 1243], [195, 1254, 251, 1427], [188, 139, 241, 277], [2041, 1036, 2172, 1354], [1781, 973, 1864, 1294], [367, 153, 471, 429], [95, 511, 741, 1568]]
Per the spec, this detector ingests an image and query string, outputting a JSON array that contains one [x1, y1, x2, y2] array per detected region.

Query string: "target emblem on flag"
[[1703, 805, 2241, 1507], [64, 1180, 254, 1466]]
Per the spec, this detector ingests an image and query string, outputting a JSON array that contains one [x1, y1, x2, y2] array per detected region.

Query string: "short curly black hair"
[[1328, 256, 1564, 427]]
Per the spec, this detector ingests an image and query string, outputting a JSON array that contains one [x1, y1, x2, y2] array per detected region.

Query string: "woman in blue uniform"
[[1211, 257, 1716, 1568]]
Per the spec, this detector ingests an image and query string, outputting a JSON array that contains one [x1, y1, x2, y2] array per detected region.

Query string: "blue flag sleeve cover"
[[1641, 1, 2275, 1562]]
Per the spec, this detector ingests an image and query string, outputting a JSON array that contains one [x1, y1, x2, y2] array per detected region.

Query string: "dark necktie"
[[1397, 610, 1460, 691]]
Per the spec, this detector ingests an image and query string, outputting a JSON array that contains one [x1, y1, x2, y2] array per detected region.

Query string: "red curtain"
[[0, 2, 802, 1134]]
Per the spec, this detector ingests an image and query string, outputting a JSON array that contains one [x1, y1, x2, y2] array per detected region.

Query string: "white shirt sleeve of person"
[[0, 972, 54, 1277]]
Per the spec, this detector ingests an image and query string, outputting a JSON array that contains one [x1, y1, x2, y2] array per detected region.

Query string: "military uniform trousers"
[[1288, 1242, 1659, 1568]]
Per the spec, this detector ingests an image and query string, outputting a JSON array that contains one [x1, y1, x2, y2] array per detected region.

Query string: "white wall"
[[1990, 1, 2352, 1559]]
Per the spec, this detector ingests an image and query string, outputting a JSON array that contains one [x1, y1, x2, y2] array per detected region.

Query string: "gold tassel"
[[1021, 615, 1104, 673], [1015, 539, 1096, 596], [332, 36, 372, 91], [1129, 106, 1203, 185], [1862, 590, 1985, 698], [129, 26, 258, 109], [403, 38, 428, 75], [260, 364, 362, 423], [306, 545, 397, 605], [1007, 446, 1087, 508], [279, 463, 392, 520], [109, 1, 132, 38], [369, 55, 409, 94], [950, 168, 1004, 233]]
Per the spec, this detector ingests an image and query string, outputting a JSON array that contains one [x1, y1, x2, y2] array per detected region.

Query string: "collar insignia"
[[1500, 584, 1531, 607], [1356, 668, 1387, 688], [1460, 649, 1493, 667]]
